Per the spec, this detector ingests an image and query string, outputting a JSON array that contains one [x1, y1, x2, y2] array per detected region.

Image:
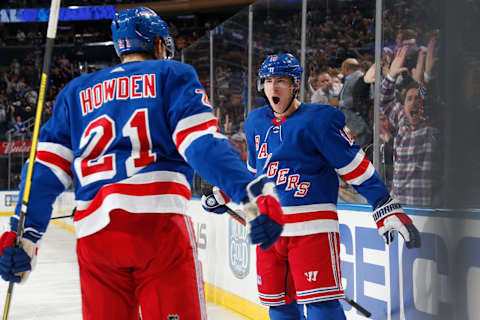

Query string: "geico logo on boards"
[[337, 216, 479, 319], [266, 161, 311, 197], [229, 218, 250, 278]]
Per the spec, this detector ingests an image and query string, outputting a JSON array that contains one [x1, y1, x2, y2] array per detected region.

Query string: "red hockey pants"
[[76, 210, 207, 320]]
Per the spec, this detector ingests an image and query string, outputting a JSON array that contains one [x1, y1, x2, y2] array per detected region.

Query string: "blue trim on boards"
[[191, 195, 480, 220], [337, 203, 480, 220], [191, 193, 480, 219]]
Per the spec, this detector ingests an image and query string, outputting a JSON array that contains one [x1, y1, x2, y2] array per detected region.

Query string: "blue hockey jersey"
[[13, 59, 253, 239], [244, 103, 390, 236]]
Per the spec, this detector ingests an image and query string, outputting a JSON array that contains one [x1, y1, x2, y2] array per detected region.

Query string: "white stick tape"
[[46, 0, 61, 39]]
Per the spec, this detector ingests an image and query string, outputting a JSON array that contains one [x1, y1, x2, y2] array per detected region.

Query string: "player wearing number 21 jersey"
[[39, 58, 253, 238], [0, 7, 286, 320]]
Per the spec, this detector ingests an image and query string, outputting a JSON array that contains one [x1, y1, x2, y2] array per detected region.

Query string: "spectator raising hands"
[[380, 44, 440, 207]]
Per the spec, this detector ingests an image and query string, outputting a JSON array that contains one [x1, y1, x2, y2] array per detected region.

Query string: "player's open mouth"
[[272, 96, 280, 104]]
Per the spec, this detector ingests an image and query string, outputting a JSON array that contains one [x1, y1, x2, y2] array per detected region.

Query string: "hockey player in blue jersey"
[[0, 7, 285, 320], [203, 53, 421, 319]]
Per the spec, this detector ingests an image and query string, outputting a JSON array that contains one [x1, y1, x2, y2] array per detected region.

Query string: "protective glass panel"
[[182, 0, 480, 209], [306, 0, 376, 204], [251, 0, 302, 111], [183, 1, 303, 197], [212, 8, 249, 155], [182, 36, 211, 196], [182, 36, 211, 94], [182, 8, 251, 196], [380, 0, 443, 208]]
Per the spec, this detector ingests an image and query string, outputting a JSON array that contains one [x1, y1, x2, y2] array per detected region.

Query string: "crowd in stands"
[[199, 0, 443, 207], [0, 6, 228, 140], [0, 48, 78, 140], [0, 0, 446, 206]]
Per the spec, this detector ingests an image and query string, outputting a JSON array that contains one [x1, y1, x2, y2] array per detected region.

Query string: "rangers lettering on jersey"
[[80, 74, 157, 115], [266, 161, 311, 197]]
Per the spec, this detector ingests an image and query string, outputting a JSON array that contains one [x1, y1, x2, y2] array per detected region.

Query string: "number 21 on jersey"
[[74, 108, 156, 186]]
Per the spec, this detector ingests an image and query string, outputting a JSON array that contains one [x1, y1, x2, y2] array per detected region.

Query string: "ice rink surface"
[[0, 217, 246, 320]]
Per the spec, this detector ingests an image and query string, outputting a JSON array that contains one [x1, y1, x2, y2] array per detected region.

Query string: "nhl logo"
[[168, 315, 179, 320], [340, 126, 354, 146]]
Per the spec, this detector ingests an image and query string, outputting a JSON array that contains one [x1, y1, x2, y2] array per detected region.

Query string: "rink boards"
[[0, 191, 478, 320]]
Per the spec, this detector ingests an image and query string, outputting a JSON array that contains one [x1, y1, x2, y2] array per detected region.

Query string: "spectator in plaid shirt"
[[380, 45, 439, 207]]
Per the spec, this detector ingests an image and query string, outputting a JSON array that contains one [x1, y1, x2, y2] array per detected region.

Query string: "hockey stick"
[[344, 297, 371, 318], [223, 206, 247, 226], [50, 208, 76, 220], [50, 214, 74, 220], [204, 195, 371, 317], [2, 1, 61, 319]]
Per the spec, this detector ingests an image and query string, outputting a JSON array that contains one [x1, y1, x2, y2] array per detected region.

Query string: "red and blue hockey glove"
[[373, 197, 421, 248], [201, 186, 230, 214], [244, 175, 284, 250], [0, 231, 38, 283]]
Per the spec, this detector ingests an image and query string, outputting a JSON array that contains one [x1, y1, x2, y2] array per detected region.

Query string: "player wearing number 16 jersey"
[[0, 7, 286, 320], [243, 54, 421, 320]]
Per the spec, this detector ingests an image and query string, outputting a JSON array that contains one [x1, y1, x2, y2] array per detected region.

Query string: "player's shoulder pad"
[[148, 59, 198, 79], [247, 105, 270, 119], [245, 105, 270, 128], [301, 102, 346, 129], [301, 102, 337, 114]]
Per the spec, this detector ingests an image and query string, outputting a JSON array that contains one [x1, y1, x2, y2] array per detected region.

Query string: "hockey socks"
[[269, 301, 306, 320]]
